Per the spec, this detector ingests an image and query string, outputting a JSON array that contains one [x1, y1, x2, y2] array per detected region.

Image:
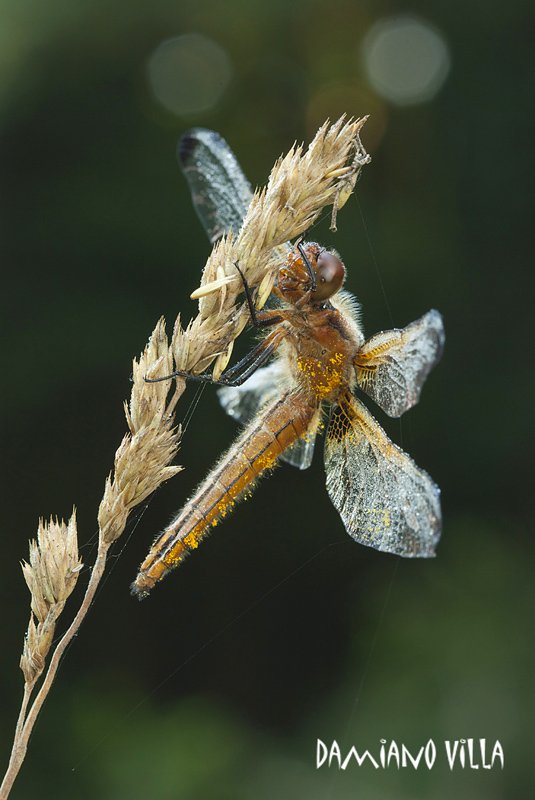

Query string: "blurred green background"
[[1, 0, 533, 798]]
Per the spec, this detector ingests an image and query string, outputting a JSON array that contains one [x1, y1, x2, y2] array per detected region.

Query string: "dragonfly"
[[132, 128, 444, 599]]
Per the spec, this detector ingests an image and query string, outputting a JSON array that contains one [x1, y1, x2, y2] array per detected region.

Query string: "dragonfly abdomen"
[[132, 391, 315, 598]]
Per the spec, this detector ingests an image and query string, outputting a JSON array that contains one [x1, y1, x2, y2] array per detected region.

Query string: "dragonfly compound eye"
[[311, 251, 345, 301]]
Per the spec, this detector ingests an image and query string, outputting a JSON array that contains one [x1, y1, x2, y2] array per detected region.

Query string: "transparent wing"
[[280, 421, 318, 470], [355, 309, 445, 418], [324, 392, 441, 557], [178, 128, 253, 243], [217, 361, 286, 424], [218, 361, 317, 470]]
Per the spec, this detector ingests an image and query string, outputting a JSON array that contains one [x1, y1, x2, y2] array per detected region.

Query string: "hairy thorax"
[[285, 303, 362, 404]]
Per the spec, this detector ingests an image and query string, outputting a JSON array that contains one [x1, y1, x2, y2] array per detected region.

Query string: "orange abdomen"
[[132, 391, 315, 598]]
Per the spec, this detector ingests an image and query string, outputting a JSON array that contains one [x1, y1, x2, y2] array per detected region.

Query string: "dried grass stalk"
[[0, 116, 370, 799]]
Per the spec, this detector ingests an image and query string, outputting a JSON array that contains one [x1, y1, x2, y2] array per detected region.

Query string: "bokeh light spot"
[[362, 15, 450, 106], [147, 34, 232, 116]]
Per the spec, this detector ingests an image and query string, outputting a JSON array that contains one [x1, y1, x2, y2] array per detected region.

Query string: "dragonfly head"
[[310, 249, 345, 302], [278, 243, 345, 304]]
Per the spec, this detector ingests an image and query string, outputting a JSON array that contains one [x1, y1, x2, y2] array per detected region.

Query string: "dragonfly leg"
[[145, 327, 288, 388], [296, 241, 317, 292], [234, 262, 284, 329]]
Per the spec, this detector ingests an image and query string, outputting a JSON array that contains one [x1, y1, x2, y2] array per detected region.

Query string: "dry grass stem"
[[1, 117, 370, 799], [1, 320, 181, 800]]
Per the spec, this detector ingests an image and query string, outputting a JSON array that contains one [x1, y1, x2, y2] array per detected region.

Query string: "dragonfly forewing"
[[355, 309, 445, 418], [178, 127, 254, 243]]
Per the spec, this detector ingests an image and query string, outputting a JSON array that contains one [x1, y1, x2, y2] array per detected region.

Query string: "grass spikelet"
[[172, 116, 370, 381]]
